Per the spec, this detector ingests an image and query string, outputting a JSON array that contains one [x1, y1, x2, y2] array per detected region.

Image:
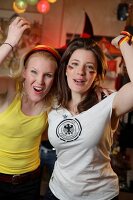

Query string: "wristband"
[[118, 36, 129, 46], [118, 30, 133, 46]]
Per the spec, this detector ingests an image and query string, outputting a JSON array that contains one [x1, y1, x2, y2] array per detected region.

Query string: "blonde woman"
[[0, 17, 60, 200]]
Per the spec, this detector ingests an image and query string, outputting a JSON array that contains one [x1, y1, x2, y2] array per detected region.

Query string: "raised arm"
[[111, 32, 133, 117], [0, 16, 30, 67]]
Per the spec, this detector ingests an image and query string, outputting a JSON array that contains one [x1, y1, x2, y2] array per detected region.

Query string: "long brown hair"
[[57, 37, 107, 113]]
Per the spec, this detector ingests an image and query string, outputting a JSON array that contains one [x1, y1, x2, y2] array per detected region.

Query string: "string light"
[[26, 0, 39, 6], [48, 0, 57, 3], [37, 0, 50, 14], [13, 1, 26, 13], [13, 0, 57, 14], [15, 0, 28, 10]]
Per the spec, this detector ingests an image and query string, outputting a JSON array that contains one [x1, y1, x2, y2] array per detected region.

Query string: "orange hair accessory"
[[24, 44, 61, 66]]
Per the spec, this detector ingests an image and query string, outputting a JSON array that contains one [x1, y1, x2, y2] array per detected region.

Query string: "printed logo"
[[56, 118, 82, 142]]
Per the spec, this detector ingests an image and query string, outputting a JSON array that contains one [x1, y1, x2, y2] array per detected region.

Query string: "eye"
[[31, 70, 37, 74], [71, 62, 79, 67], [86, 64, 96, 73], [67, 62, 79, 69], [45, 73, 54, 78]]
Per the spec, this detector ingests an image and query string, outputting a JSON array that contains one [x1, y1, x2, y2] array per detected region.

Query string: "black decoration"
[[117, 3, 129, 21]]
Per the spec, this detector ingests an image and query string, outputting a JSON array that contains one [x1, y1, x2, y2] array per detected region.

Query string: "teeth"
[[75, 80, 84, 83], [33, 87, 43, 91]]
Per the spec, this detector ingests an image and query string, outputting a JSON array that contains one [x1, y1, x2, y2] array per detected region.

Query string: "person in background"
[[115, 57, 129, 91], [43, 31, 133, 200], [0, 16, 60, 200], [115, 54, 133, 178]]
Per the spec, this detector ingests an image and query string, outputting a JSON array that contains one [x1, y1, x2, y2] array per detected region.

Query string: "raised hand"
[[5, 16, 31, 47]]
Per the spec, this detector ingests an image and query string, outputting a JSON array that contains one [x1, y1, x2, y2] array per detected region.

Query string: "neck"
[[68, 94, 83, 115], [22, 95, 46, 116]]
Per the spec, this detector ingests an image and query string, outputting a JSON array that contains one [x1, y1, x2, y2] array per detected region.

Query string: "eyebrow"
[[70, 59, 79, 62]]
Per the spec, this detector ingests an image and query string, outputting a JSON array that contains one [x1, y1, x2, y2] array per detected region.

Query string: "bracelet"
[[2, 42, 14, 52]]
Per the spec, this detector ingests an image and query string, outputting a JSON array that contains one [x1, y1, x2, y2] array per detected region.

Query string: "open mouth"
[[33, 86, 44, 93], [74, 79, 85, 84]]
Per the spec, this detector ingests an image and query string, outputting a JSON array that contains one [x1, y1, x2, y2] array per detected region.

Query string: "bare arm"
[[0, 16, 30, 67], [111, 34, 133, 117], [0, 17, 30, 105]]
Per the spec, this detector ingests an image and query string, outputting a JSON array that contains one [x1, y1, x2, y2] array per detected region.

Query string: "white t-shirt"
[[48, 92, 119, 200]]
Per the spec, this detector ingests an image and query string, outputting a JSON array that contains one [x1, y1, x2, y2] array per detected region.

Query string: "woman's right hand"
[[5, 16, 30, 47]]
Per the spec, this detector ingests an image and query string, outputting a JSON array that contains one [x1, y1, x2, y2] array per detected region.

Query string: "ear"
[[22, 68, 26, 79]]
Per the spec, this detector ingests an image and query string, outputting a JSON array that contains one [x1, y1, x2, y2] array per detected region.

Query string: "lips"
[[33, 86, 44, 94], [73, 79, 86, 85], [74, 79, 85, 83]]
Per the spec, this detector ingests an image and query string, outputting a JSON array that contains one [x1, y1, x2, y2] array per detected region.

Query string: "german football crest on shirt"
[[56, 118, 82, 142]]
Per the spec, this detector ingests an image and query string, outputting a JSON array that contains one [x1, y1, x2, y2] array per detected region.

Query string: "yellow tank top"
[[0, 94, 48, 174]]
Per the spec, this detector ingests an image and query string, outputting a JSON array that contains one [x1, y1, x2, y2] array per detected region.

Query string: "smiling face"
[[22, 52, 57, 103], [66, 49, 97, 95]]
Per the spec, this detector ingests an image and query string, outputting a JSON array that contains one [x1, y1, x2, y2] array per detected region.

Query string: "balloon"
[[15, 0, 28, 10], [48, 0, 57, 3], [37, 0, 50, 14], [27, 0, 38, 5], [13, 2, 26, 13]]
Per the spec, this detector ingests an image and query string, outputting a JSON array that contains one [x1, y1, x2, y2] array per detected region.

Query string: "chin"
[[30, 96, 43, 103]]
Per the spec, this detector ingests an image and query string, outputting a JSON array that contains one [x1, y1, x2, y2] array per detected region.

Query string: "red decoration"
[[37, 0, 50, 14], [107, 60, 117, 72]]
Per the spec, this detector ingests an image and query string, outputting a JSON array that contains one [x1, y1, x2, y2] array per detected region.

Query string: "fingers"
[[102, 88, 115, 95], [96, 86, 116, 101], [10, 16, 31, 30], [6, 17, 31, 47]]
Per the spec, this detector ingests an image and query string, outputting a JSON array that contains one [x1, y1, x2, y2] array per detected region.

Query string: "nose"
[[37, 75, 45, 85], [77, 65, 86, 76]]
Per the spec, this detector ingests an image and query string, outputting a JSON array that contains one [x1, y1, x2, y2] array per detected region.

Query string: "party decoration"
[[48, 0, 56, 3], [13, 1, 26, 13], [37, 0, 50, 14], [26, 0, 38, 5], [81, 12, 94, 39], [15, 0, 28, 10]]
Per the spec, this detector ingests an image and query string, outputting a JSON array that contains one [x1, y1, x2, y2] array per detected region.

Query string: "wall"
[[0, 0, 127, 47], [41, 0, 126, 47]]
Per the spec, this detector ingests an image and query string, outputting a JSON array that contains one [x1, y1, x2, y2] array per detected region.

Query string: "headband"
[[24, 44, 61, 66]]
